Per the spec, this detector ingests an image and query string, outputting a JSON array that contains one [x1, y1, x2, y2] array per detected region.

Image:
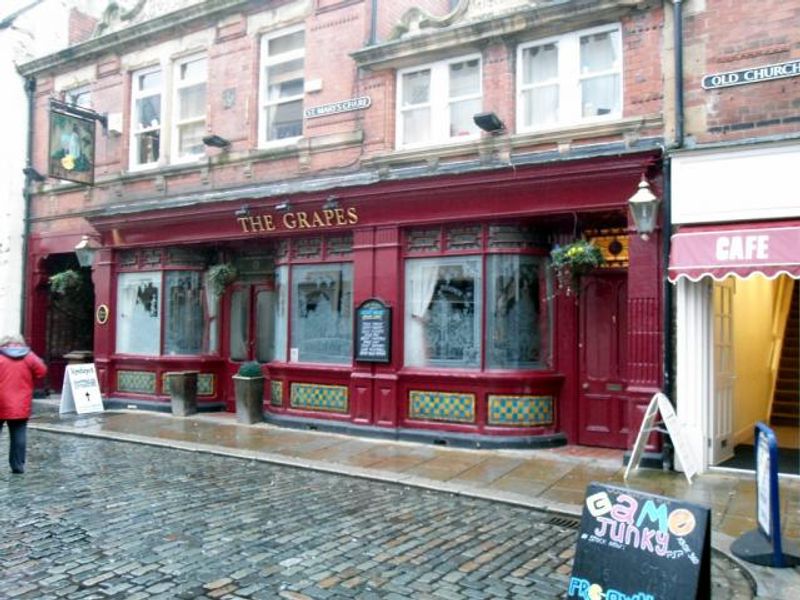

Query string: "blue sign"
[[731, 422, 800, 568]]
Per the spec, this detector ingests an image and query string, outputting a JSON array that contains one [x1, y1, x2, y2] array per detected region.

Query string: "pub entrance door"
[[577, 271, 628, 448]]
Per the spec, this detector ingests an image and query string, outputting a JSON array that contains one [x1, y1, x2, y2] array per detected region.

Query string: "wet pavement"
[[1, 407, 797, 598]]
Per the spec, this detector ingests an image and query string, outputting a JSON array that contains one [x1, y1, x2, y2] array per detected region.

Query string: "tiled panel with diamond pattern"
[[271, 380, 283, 406], [408, 390, 475, 423], [117, 370, 156, 394], [290, 383, 348, 413], [488, 395, 553, 426]]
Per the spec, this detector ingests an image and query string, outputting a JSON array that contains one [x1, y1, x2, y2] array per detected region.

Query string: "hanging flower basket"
[[550, 239, 605, 295], [206, 263, 237, 297], [48, 269, 83, 296]]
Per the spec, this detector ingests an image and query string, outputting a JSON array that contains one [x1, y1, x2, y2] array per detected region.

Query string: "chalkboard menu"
[[569, 483, 710, 600], [355, 299, 391, 363]]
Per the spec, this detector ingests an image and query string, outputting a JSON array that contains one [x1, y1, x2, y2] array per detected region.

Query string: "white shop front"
[[670, 142, 800, 474]]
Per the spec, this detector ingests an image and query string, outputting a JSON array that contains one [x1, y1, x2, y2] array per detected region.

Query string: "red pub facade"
[[19, 0, 668, 449]]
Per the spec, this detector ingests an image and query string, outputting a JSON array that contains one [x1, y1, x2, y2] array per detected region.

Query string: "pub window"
[[290, 263, 353, 364], [403, 226, 552, 370], [405, 256, 481, 368], [116, 270, 207, 356]]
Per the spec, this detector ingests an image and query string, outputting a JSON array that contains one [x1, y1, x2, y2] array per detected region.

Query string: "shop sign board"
[[569, 483, 711, 600], [59, 363, 104, 414], [355, 299, 391, 363], [625, 393, 699, 484], [702, 59, 800, 89], [731, 423, 800, 567], [304, 96, 371, 119]]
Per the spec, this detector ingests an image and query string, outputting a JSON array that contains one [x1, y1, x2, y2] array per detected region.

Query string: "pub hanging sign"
[[48, 99, 103, 185]]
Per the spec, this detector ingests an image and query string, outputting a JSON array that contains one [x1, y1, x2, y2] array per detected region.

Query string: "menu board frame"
[[355, 298, 391, 363]]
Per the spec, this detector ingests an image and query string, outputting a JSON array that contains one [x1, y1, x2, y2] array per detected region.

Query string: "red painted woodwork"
[[578, 271, 628, 448], [24, 152, 665, 447]]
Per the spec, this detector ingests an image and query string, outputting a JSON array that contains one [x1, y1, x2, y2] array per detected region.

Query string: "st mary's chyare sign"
[[48, 99, 100, 185]]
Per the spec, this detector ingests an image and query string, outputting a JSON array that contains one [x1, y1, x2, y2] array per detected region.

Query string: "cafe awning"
[[668, 220, 800, 282]]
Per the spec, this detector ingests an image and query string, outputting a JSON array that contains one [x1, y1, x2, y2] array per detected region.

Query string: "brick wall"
[[683, 0, 800, 144], [27, 1, 669, 233], [68, 8, 97, 46]]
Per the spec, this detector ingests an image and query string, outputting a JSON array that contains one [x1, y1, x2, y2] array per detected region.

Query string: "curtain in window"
[[405, 257, 481, 368], [203, 271, 219, 354], [404, 260, 440, 367], [273, 266, 289, 362]]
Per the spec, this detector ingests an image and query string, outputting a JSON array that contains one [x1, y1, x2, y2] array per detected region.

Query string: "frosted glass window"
[[405, 256, 481, 368], [255, 289, 275, 362], [116, 272, 161, 355], [229, 288, 249, 361], [486, 255, 551, 369], [291, 263, 353, 364], [272, 266, 289, 362], [164, 271, 204, 355]]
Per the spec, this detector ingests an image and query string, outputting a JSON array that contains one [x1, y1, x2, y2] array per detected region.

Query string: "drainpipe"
[[368, 0, 378, 45], [20, 75, 36, 335], [661, 0, 684, 470]]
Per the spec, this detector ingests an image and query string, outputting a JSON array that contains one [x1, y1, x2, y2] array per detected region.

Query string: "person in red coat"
[[0, 334, 47, 474]]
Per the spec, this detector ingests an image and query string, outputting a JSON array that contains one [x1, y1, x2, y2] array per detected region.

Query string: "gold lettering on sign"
[[238, 207, 360, 234]]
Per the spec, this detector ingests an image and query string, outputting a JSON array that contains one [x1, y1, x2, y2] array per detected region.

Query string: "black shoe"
[[11, 468, 24, 474]]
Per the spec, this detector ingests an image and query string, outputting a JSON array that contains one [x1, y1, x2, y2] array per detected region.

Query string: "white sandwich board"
[[59, 363, 104, 415]]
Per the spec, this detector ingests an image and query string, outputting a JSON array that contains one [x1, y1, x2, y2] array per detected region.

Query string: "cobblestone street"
[[1, 431, 752, 599]]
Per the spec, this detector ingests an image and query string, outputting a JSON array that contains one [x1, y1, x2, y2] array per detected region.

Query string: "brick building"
[[666, 0, 800, 473], [18, 0, 672, 450]]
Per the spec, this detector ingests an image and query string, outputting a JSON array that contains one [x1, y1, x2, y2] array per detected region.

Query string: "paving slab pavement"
[[25, 405, 800, 598]]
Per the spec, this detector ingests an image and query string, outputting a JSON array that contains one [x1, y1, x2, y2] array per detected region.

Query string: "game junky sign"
[[569, 483, 711, 600]]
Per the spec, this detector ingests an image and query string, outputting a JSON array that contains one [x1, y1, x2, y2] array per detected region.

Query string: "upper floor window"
[[397, 54, 482, 148], [259, 27, 305, 146], [130, 66, 162, 169], [517, 25, 621, 131], [66, 86, 91, 108], [172, 55, 207, 161]]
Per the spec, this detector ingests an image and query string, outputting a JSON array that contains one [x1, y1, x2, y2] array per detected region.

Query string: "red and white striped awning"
[[669, 220, 800, 282]]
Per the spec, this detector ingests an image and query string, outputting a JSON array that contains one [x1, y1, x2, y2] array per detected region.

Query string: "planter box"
[[165, 371, 199, 417], [233, 375, 265, 424]]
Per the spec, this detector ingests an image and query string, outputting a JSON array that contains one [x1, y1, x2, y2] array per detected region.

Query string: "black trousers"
[[0, 419, 27, 473]]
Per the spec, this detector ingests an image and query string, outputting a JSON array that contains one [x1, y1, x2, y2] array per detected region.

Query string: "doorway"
[[712, 276, 799, 475], [222, 264, 287, 410], [577, 271, 628, 448], [44, 253, 95, 393]]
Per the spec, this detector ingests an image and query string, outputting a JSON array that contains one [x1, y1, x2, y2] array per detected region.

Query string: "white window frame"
[[396, 53, 483, 149], [171, 54, 207, 163], [66, 85, 91, 108], [516, 24, 622, 133], [129, 64, 163, 171], [258, 25, 305, 148]]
